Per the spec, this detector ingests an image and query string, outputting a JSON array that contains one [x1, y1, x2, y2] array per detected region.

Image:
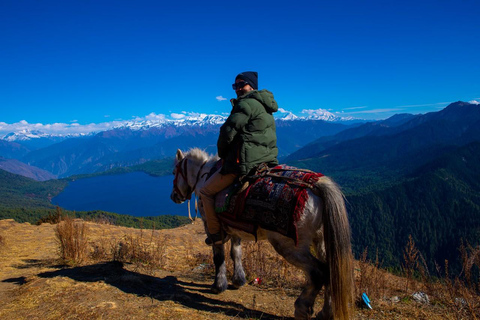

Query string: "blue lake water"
[[52, 172, 190, 217]]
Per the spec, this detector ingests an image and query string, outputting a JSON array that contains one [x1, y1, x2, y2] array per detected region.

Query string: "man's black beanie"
[[235, 71, 258, 90]]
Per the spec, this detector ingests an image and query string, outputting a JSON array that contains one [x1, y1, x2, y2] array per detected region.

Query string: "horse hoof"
[[232, 277, 246, 289], [294, 300, 314, 320], [315, 310, 333, 320], [211, 282, 228, 294]]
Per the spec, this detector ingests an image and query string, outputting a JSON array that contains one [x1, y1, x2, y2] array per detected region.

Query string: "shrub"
[[55, 216, 88, 266]]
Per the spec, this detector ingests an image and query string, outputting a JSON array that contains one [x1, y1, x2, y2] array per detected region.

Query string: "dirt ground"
[[0, 219, 452, 319]]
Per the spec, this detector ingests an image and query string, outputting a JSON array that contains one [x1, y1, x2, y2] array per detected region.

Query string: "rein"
[[173, 157, 207, 201]]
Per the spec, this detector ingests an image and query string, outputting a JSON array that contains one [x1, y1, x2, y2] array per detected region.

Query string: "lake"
[[52, 172, 190, 217]]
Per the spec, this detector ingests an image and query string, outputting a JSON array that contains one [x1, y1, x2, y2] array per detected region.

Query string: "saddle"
[[210, 162, 324, 244]]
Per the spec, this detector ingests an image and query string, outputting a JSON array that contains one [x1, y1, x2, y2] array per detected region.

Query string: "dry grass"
[[0, 233, 5, 251], [357, 235, 480, 319], [110, 229, 169, 275], [51, 216, 480, 318], [3, 218, 480, 319], [241, 241, 304, 289], [53, 212, 169, 275], [432, 243, 480, 319], [181, 238, 305, 289], [403, 235, 419, 294], [357, 248, 389, 301]]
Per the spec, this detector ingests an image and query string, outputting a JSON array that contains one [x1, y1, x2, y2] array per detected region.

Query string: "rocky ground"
[[0, 219, 455, 319]]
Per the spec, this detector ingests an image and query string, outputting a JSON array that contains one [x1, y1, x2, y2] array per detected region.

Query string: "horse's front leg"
[[211, 243, 228, 293], [230, 236, 246, 288]]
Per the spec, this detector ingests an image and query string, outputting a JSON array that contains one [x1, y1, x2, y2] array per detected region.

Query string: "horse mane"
[[184, 148, 218, 164]]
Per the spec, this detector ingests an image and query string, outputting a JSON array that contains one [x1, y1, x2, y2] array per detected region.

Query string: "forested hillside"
[[347, 142, 480, 271], [285, 102, 480, 272], [0, 169, 67, 209]]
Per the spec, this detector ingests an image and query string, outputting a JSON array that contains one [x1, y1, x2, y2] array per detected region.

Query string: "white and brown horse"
[[170, 148, 354, 320]]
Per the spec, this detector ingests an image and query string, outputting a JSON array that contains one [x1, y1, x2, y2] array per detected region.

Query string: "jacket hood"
[[240, 89, 278, 113]]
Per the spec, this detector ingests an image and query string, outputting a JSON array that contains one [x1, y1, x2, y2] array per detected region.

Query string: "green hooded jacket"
[[217, 89, 279, 175]]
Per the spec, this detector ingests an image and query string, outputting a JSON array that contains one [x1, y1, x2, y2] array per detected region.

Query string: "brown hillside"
[[0, 219, 461, 319]]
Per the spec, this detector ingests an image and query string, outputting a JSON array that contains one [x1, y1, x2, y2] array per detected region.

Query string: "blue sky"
[[1, 0, 479, 132]]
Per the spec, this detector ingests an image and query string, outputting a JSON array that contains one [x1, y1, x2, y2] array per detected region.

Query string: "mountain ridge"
[[0, 157, 56, 181], [1, 119, 350, 178], [1, 108, 360, 143], [286, 101, 480, 184]]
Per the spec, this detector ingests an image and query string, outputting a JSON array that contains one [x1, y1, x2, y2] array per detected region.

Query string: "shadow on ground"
[[10, 261, 292, 319]]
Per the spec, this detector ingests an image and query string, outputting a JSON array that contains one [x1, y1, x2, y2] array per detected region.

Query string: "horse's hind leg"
[[230, 236, 246, 288], [211, 244, 228, 293], [269, 236, 328, 320], [312, 238, 333, 320]]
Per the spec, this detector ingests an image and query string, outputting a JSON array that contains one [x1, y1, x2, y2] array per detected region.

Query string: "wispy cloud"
[[340, 101, 453, 116], [469, 100, 479, 105], [216, 96, 227, 101], [357, 108, 403, 114], [344, 106, 367, 110], [395, 102, 451, 109]]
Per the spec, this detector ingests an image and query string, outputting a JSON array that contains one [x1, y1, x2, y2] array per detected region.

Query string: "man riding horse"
[[171, 72, 354, 319], [200, 71, 280, 246]]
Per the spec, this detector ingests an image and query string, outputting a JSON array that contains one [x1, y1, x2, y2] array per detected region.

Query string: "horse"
[[170, 148, 354, 320]]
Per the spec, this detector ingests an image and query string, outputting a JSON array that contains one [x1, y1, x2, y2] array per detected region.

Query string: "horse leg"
[[197, 200, 228, 293], [269, 236, 328, 320], [230, 236, 246, 288], [313, 237, 333, 320], [211, 243, 228, 293], [316, 287, 333, 320]]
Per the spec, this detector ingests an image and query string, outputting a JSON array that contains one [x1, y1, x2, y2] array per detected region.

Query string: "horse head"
[[170, 149, 191, 204], [170, 148, 210, 204]]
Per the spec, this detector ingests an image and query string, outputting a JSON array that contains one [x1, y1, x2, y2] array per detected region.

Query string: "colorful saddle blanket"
[[214, 164, 324, 244]]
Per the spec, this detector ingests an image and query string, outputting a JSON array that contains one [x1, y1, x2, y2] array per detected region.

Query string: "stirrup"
[[205, 232, 230, 246]]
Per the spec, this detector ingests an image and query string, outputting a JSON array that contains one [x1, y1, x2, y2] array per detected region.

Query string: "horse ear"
[[176, 149, 184, 161]]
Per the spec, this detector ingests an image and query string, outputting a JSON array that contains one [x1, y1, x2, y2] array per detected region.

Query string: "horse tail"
[[313, 176, 354, 320]]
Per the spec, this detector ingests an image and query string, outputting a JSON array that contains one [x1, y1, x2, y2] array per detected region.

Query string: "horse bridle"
[[173, 157, 207, 201]]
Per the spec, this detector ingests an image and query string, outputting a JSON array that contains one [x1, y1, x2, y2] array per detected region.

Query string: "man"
[[200, 71, 279, 245]]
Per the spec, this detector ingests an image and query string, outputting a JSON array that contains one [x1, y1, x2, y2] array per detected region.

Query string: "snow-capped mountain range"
[[1, 110, 356, 142], [2, 130, 91, 142], [1, 102, 475, 180], [118, 114, 227, 131]]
